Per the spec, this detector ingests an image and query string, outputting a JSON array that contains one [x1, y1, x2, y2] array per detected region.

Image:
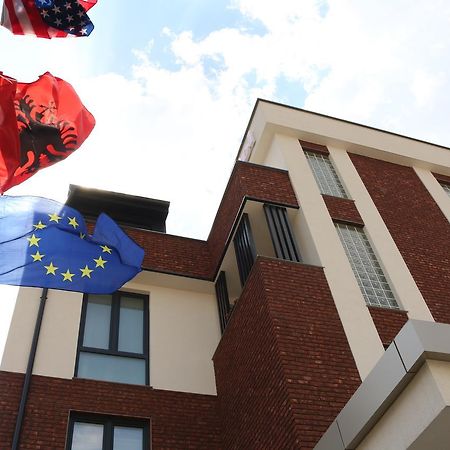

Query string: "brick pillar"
[[213, 257, 360, 450]]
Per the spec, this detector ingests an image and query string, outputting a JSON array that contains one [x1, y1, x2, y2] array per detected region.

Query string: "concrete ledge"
[[314, 320, 450, 450]]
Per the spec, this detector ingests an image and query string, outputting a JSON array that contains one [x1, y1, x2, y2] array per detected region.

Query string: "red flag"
[[0, 72, 95, 193], [1, 0, 97, 38]]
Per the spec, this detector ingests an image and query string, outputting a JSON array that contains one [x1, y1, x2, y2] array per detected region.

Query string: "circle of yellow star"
[[100, 245, 112, 254], [27, 234, 41, 247], [31, 251, 45, 262], [80, 265, 93, 278], [68, 217, 79, 229], [44, 262, 58, 275], [93, 256, 107, 268], [33, 221, 47, 230], [48, 213, 62, 223], [79, 232, 86, 239], [61, 269, 75, 282]]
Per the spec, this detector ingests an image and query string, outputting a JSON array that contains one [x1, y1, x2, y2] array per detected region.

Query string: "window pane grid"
[[305, 151, 347, 198], [440, 182, 450, 196], [336, 223, 398, 308]]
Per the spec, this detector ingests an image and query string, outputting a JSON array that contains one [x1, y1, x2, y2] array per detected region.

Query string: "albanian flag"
[[1, 0, 97, 38], [0, 72, 95, 193]]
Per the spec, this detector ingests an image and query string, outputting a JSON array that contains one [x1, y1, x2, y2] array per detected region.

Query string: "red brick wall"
[[207, 162, 299, 267], [0, 371, 221, 450], [368, 307, 409, 347], [350, 154, 450, 323], [103, 162, 298, 280], [322, 195, 364, 225], [213, 257, 360, 450]]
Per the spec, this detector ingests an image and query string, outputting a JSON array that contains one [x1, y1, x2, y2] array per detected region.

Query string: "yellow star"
[[80, 265, 93, 278], [68, 216, 79, 229], [48, 213, 61, 223], [27, 234, 41, 247], [44, 262, 58, 275], [31, 251, 45, 262], [61, 269, 75, 282], [100, 245, 112, 254], [33, 221, 47, 230], [79, 232, 86, 239], [93, 256, 107, 268]]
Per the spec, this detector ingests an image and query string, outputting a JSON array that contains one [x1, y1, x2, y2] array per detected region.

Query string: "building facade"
[[1, 100, 450, 449]]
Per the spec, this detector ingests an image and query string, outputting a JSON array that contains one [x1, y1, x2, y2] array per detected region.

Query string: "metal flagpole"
[[11, 288, 48, 450]]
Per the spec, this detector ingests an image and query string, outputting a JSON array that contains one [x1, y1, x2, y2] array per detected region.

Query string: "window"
[[264, 204, 302, 262], [335, 223, 398, 309], [233, 213, 257, 286], [67, 414, 149, 450], [304, 151, 347, 198], [215, 271, 231, 334], [440, 182, 450, 197], [76, 291, 149, 385]]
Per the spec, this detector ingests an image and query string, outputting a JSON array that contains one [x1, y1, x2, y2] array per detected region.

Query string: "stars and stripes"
[[1, 0, 97, 38]]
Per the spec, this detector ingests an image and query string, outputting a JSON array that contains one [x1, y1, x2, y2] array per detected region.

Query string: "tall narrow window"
[[215, 271, 231, 334], [233, 213, 257, 286], [304, 151, 347, 198], [76, 291, 149, 385], [67, 414, 149, 450], [335, 223, 398, 309], [440, 182, 450, 197], [264, 204, 301, 262]]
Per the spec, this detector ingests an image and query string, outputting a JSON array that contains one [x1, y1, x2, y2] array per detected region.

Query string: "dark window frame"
[[264, 204, 302, 262], [75, 291, 150, 386], [66, 412, 150, 450], [233, 213, 257, 287], [215, 271, 231, 334]]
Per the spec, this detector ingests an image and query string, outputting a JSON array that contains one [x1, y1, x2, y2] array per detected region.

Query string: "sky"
[[1, 0, 450, 359]]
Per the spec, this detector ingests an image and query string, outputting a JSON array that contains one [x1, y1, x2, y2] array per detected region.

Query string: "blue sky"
[[1, 0, 450, 358]]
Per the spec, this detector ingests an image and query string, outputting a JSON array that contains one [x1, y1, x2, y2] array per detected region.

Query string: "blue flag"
[[0, 195, 144, 294]]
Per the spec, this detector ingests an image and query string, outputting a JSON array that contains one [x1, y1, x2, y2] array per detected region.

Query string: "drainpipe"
[[11, 288, 48, 450]]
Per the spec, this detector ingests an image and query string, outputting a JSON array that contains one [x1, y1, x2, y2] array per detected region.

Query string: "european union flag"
[[0, 195, 144, 294]]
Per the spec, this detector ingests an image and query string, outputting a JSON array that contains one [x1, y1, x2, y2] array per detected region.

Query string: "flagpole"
[[11, 288, 48, 450]]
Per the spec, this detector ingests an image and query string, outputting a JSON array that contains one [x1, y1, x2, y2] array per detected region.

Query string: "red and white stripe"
[[1, 0, 69, 38]]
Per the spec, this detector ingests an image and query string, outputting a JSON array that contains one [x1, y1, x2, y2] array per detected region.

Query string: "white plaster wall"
[[268, 134, 384, 379], [2, 275, 221, 396], [148, 285, 220, 395], [1, 287, 83, 378], [246, 101, 450, 176], [329, 147, 433, 321], [358, 360, 450, 450]]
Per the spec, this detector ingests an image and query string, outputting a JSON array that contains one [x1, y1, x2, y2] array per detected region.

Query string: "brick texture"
[[0, 371, 221, 450], [321, 194, 364, 225], [207, 162, 299, 267], [113, 162, 298, 280], [213, 257, 360, 450], [350, 154, 450, 323], [368, 307, 409, 347]]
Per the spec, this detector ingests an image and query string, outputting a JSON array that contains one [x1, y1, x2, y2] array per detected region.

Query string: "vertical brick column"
[[350, 154, 450, 324], [213, 257, 360, 449]]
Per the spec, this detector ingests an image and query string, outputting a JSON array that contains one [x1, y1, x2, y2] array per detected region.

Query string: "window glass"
[[440, 182, 450, 196], [77, 291, 148, 386], [71, 422, 103, 450], [118, 297, 144, 353], [83, 295, 111, 349], [335, 223, 398, 308], [113, 426, 143, 450], [304, 151, 347, 198], [78, 352, 146, 385]]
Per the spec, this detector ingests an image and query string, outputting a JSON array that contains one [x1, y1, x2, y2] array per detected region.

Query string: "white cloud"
[[3, 0, 450, 360]]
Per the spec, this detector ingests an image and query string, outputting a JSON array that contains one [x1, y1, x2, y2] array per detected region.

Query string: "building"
[[1, 99, 450, 449]]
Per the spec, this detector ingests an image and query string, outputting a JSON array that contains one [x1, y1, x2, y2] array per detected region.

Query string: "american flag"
[[1, 0, 97, 38]]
